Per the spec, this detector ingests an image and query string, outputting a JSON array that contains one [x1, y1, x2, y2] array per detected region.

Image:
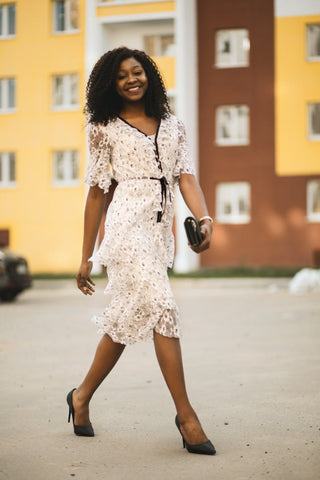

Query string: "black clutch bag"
[[184, 217, 202, 246]]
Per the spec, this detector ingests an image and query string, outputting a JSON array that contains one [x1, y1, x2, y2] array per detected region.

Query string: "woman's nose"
[[127, 73, 136, 83]]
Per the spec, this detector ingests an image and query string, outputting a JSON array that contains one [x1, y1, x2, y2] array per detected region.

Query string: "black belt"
[[150, 176, 170, 222]]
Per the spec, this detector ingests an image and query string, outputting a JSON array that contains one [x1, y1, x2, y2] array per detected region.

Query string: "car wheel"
[[0, 291, 18, 302]]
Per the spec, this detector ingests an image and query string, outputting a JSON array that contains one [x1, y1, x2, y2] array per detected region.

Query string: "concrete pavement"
[[0, 278, 319, 480]]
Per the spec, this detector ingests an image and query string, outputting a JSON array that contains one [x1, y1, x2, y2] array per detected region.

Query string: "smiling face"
[[115, 57, 148, 104]]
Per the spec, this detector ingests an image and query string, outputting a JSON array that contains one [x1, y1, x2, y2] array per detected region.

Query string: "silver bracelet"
[[199, 216, 214, 224]]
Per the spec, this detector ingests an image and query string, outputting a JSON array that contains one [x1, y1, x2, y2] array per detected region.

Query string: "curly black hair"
[[85, 47, 171, 125]]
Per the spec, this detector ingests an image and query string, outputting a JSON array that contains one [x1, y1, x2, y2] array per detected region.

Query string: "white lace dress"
[[84, 114, 195, 344]]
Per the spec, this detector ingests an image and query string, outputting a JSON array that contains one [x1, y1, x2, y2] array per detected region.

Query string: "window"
[[0, 78, 15, 112], [216, 182, 251, 224], [52, 74, 78, 110], [215, 29, 250, 68], [0, 152, 16, 187], [53, 0, 79, 33], [308, 103, 320, 140], [216, 105, 249, 146], [144, 34, 175, 56], [306, 24, 320, 61], [53, 150, 79, 186], [0, 4, 16, 38], [307, 180, 320, 222]]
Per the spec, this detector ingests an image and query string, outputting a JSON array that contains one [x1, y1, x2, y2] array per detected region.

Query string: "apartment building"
[[0, 0, 193, 273], [197, 0, 320, 268], [0, 0, 319, 273]]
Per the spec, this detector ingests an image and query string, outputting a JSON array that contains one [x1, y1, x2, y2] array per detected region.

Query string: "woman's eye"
[[134, 71, 142, 75]]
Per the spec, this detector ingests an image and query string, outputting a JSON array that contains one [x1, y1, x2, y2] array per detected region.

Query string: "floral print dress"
[[84, 114, 195, 344]]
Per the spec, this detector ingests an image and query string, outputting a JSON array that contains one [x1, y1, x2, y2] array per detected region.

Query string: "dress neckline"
[[118, 116, 161, 139]]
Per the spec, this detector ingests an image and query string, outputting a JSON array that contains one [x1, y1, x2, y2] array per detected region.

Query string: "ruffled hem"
[[91, 306, 180, 345]]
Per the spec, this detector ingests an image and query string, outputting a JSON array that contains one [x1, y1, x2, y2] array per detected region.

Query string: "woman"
[[67, 47, 215, 455]]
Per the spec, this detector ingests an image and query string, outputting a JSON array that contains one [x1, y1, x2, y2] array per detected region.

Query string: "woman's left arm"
[[179, 173, 213, 253]]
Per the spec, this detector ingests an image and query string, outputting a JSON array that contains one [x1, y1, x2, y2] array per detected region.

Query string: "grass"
[[32, 265, 303, 281]]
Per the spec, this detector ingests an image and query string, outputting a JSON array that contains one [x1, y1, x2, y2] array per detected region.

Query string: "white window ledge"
[[52, 29, 80, 36], [308, 134, 320, 141], [307, 213, 320, 222], [0, 34, 16, 40], [216, 215, 250, 224], [215, 139, 250, 147], [51, 105, 80, 112], [0, 108, 16, 114], [214, 62, 248, 69], [52, 180, 80, 188], [0, 182, 17, 189]]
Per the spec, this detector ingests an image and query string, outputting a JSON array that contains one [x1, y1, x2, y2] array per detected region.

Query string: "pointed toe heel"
[[66, 388, 94, 437], [175, 415, 216, 455]]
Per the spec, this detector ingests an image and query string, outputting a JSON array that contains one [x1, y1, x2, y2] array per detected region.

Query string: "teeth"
[[128, 87, 139, 91]]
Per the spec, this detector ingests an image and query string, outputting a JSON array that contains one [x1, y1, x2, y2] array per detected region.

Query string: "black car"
[[0, 248, 32, 301]]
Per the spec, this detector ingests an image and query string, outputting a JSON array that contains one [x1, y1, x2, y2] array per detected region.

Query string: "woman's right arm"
[[76, 181, 116, 295]]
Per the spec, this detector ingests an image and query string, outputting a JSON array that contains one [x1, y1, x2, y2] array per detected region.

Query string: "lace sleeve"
[[174, 119, 195, 178], [84, 123, 112, 193]]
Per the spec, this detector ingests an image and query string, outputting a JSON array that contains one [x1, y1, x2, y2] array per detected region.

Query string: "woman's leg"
[[72, 334, 125, 426], [153, 331, 208, 445]]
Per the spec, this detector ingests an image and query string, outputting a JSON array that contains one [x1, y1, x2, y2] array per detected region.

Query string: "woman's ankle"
[[74, 387, 91, 408], [176, 406, 198, 424]]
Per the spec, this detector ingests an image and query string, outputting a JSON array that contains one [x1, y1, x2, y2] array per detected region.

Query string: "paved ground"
[[0, 277, 319, 480]]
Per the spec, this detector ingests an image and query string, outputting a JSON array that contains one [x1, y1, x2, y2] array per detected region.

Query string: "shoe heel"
[[66, 388, 76, 424]]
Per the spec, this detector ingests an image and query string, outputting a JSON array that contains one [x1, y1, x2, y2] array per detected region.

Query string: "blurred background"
[[0, 0, 319, 275]]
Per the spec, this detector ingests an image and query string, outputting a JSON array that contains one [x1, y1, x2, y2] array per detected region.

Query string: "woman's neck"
[[120, 100, 147, 121]]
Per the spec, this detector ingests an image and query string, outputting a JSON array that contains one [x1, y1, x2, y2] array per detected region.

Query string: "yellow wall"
[[153, 56, 175, 89], [0, 0, 86, 273], [275, 14, 320, 176], [0, 0, 176, 273], [97, 1, 175, 17]]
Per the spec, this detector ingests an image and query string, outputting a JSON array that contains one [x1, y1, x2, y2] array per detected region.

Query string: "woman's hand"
[[76, 261, 95, 295], [179, 174, 213, 254], [190, 219, 213, 254]]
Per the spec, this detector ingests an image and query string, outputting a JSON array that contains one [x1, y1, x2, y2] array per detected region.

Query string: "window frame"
[[307, 102, 320, 141], [215, 104, 250, 146], [0, 77, 16, 113], [216, 182, 251, 224], [215, 28, 250, 69], [306, 23, 320, 62], [52, 0, 79, 35], [52, 150, 79, 187], [143, 33, 175, 57], [0, 152, 16, 188], [307, 180, 320, 222], [51, 73, 79, 111], [0, 3, 16, 39]]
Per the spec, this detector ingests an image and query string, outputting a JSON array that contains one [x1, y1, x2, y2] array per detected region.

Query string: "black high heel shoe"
[[66, 388, 94, 437], [175, 415, 216, 455]]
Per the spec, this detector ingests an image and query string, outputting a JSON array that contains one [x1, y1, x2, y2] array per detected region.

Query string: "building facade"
[[0, 0, 196, 273], [197, 0, 320, 268], [0, 0, 87, 272], [0, 0, 319, 273]]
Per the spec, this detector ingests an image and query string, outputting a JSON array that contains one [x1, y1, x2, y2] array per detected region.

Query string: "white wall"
[[174, 0, 199, 272], [275, 0, 320, 17], [102, 19, 174, 51]]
